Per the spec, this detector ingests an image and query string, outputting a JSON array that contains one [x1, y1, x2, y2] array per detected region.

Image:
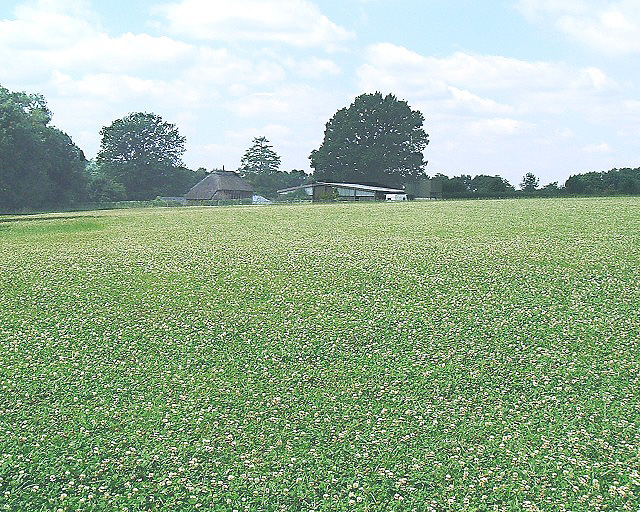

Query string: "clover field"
[[0, 197, 639, 511]]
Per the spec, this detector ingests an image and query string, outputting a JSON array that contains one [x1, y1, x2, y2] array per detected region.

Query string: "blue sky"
[[2, 0, 640, 186]]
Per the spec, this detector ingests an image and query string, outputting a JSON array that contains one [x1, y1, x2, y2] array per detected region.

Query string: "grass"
[[0, 197, 639, 511]]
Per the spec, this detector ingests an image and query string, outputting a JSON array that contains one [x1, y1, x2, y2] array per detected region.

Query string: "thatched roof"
[[185, 171, 253, 200]]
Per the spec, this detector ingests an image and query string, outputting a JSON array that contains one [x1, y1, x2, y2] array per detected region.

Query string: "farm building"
[[185, 171, 253, 204], [405, 179, 443, 200], [278, 181, 406, 202]]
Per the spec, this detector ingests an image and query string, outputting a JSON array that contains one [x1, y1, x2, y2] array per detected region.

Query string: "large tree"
[[309, 92, 429, 187], [96, 112, 187, 200], [238, 136, 296, 198], [520, 172, 540, 192], [237, 136, 281, 177], [0, 85, 86, 211]]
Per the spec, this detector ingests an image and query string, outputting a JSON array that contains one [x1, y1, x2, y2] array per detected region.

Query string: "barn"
[[185, 171, 253, 204], [277, 181, 406, 202]]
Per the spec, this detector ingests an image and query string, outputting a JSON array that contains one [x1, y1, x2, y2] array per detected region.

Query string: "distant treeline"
[[2, 81, 640, 213], [0, 84, 308, 212], [433, 168, 640, 199]]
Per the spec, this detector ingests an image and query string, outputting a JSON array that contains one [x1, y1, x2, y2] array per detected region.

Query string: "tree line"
[[0, 84, 309, 211], [432, 168, 640, 199], [2, 84, 639, 212]]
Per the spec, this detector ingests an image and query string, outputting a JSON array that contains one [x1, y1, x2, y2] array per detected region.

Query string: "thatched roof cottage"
[[185, 171, 253, 203]]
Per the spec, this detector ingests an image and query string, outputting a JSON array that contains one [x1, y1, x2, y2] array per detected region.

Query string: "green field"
[[1, 198, 639, 511]]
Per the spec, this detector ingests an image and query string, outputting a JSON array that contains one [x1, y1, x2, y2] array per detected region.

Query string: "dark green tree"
[[470, 175, 515, 197], [564, 168, 640, 195], [41, 128, 87, 205], [0, 85, 86, 211], [96, 112, 187, 200], [520, 172, 539, 192], [606, 168, 640, 194], [435, 173, 474, 198], [86, 175, 127, 203], [309, 92, 429, 187], [251, 169, 310, 199], [538, 181, 562, 197], [237, 137, 300, 198], [238, 136, 281, 177], [564, 172, 602, 195]]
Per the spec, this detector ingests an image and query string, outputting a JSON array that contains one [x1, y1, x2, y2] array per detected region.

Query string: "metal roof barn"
[[278, 182, 405, 202]]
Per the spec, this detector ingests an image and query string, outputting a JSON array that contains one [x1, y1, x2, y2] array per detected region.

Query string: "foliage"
[[520, 172, 539, 192], [1, 198, 639, 510], [434, 173, 515, 199], [85, 174, 127, 203], [470, 175, 516, 197], [434, 167, 640, 199], [236, 137, 306, 198], [0, 84, 86, 211], [434, 173, 473, 198], [565, 167, 640, 196], [237, 136, 281, 177], [538, 181, 561, 197], [310, 92, 429, 187], [247, 169, 310, 199], [96, 112, 189, 200]]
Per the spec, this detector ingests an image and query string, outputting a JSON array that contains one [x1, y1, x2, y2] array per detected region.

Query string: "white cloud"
[[515, 0, 640, 55], [296, 57, 342, 78], [226, 83, 342, 120], [583, 142, 612, 153], [3, 0, 637, 184], [514, 0, 590, 19], [0, 1, 195, 82], [156, 0, 354, 49], [468, 118, 530, 136], [0, 0, 351, 173], [446, 87, 514, 115], [358, 43, 615, 116], [0, 0, 96, 49], [50, 71, 189, 103], [356, 42, 630, 184]]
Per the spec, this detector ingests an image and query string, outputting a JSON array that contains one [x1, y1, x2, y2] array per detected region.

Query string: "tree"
[[238, 136, 281, 177], [237, 137, 296, 198], [86, 175, 126, 203], [435, 173, 473, 198], [250, 169, 310, 199], [564, 167, 640, 196], [470, 175, 515, 197], [0, 84, 86, 211], [564, 172, 602, 195], [41, 128, 87, 205], [96, 112, 187, 200], [309, 92, 429, 187], [520, 172, 539, 192]]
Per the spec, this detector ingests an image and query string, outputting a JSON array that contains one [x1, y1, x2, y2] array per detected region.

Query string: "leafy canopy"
[[96, 112, 188, 200], [237, 137, 309, 199], [238, 136, 281, 176], [0, 84, 85, 211], [97, 112, 185, 168], [309, 92, 429, 187], [520, 172, 540, 192]]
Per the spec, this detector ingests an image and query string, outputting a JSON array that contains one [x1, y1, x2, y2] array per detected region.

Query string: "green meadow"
[[0, 198, 639, 511]]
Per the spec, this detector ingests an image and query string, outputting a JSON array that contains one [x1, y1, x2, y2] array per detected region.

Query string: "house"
[[185, 171, 253, 204], [277, 181, 406, 202]]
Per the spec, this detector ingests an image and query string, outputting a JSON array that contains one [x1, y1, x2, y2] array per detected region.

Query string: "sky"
[[2, 0, 640, 187]]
